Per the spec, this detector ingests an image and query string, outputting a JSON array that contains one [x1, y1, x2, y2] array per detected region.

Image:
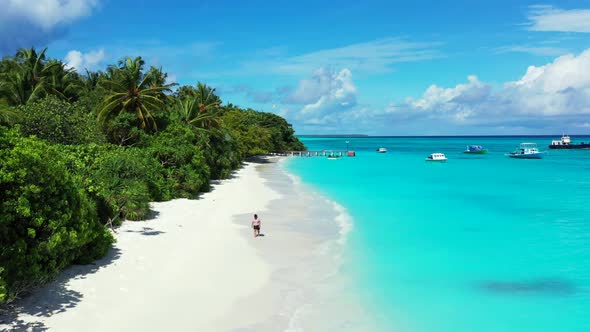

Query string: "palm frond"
[[0, 100, 20, 124]]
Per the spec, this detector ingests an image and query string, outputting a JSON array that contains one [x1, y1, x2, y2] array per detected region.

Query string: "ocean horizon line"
[[297, 134, 590, 138]]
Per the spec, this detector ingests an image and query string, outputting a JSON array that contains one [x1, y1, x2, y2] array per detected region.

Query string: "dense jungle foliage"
[[0, 48, 304, 304]]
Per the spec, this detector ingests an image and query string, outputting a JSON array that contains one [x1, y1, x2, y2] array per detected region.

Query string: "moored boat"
[[507, 143, 545, 159], [426, 153, 447, 162], [376, 147, 387, 153], [464, 145, 488, 154], [327, 152, 341, 160], [549, 134, 590, 149]]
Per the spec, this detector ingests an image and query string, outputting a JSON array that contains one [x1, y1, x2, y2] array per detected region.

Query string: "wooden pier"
[[273, 150, 354, 157]]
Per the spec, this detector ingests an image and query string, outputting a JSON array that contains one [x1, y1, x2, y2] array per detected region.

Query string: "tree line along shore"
[[0, 48, 305, 305]]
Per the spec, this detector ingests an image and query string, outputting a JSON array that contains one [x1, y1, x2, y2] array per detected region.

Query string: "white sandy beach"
[[2, 162, 282, 331]]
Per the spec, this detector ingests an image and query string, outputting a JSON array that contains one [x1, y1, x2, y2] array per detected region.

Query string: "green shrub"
[[198, 129, 241, 179], [60, 144, 168, 222], [146, 124, 210, 196], [0, 129, 113, 303], [221, 110, 273, 156], [99, 147, 169, 202], [0, 268, 7, 304], [17, 96, 105, 145], [102, 112, 149, 146]]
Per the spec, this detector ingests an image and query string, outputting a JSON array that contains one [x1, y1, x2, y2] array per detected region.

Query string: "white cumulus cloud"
[[388, 49, 590, 131], [283, 68, 357, 125], [0, 0, 98, 30], [407, 75, 491, 121], [501, 49, 590, 116], [65, 48, 105, 71], [0, 0, 99, 54]]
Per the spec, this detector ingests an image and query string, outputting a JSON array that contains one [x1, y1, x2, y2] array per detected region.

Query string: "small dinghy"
[[426, 153, 447, 162]]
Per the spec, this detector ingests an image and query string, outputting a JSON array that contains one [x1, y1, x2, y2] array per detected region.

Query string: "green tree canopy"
[[18, 96, 105, 145]]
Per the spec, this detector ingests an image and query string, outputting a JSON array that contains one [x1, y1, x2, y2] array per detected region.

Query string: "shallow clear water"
[[286, 137, 590, 332]]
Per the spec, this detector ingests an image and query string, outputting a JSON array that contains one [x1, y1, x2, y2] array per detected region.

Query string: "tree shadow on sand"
[[209, 169, 240, 185], [245, 155, 275, 164], [143, 210, 161, 221], [208, 156, 276, 184], [124, 226, 165, 236], [0, 247, 122, 331]]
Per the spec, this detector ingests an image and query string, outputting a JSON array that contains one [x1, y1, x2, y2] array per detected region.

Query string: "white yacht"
[[426, 153, 447, 162], [376, 147, 387, 153], [507, 143, 545, 159]]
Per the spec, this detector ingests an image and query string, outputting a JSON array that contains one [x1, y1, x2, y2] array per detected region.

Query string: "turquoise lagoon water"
[[285, 137, 590, 332]]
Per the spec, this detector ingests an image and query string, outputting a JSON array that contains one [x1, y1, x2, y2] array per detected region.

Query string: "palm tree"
[[97, 57, 174, 130], [145, 66, 173, 103], [195, 82, 221, 115], [174, 83, 222, 130], [0, 69, 28, 105], [15, 47, 62, 102], [80, 70, 108, 93], [45, 59, 83, 101], [174, 97, 220, 130], [0, 47, 66, 105], [145, 66, 168, 88]]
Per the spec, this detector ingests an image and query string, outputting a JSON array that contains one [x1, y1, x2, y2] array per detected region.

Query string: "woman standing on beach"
[[252, 214, 261, 237]]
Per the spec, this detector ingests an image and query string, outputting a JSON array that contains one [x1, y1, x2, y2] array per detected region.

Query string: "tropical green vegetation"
[[0, 48, 304, 304]]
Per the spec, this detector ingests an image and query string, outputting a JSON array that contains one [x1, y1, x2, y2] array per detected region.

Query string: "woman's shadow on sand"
[[0, 247, 122, 331]]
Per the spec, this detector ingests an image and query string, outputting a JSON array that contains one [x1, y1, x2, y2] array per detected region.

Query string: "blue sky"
[[2, 0, 590, 135]]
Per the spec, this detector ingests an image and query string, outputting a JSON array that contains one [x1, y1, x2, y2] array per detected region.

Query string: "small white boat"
[[376, 147, 387, 153], [426, 153, 447, 162], [507, 143, 545, 159]]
